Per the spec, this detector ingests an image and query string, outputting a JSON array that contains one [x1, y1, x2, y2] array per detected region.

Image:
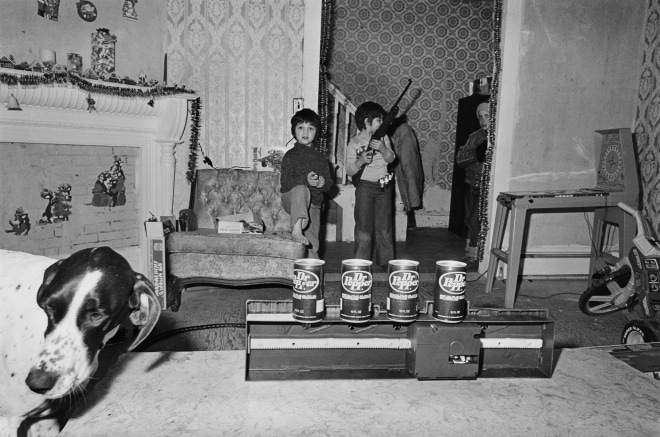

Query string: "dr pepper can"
[[292, 258, 325, 323], [432, 260, 467, 323], [340, 259, 373, 323]]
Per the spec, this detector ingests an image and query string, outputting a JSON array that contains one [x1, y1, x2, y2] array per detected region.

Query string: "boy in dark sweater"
[[280, 109, 334, 258]]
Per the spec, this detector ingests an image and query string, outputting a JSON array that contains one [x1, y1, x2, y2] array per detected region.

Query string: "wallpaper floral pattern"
[[327, 0, 493, 190], [166, 0, 305, 168], [635, 0, 660, 233]]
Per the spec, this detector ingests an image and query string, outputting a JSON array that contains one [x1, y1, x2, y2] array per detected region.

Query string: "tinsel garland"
[[186, 97, 202, 183], [317, 0, 332, 156], [0, 70, 194, 99], [476, 0, 502, 261]]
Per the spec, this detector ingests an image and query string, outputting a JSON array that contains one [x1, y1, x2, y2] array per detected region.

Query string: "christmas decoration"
[[186, 97, 202, 183], [0, 70, 194, 99], [37, 184, 72, 225], [476, 0, 502, 261], [86, 93, 97, 112], [92, 156, 127, 207], [317, 0, 332, 156]]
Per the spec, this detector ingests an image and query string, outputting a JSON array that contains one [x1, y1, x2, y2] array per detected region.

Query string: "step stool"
[[485, 191, 613, 308]]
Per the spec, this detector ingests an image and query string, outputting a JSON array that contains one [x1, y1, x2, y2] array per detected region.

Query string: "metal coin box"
[[245, 300, 555, 380]]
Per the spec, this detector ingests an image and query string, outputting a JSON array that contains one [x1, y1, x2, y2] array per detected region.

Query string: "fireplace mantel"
[[0, 68, 195, 271]]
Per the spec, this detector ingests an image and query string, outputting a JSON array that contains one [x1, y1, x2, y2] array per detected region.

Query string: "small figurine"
[[87, 93, 97, 112]]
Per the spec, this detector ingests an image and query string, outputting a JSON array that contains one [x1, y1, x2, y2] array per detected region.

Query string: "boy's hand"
[[369, 138, 385, 154], [357, 149, 373, 166], [316, 175, 326, 189], [307, 171, 320, 187]]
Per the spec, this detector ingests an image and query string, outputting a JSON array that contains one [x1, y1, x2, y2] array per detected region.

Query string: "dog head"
[[25, 247, 161, 399]]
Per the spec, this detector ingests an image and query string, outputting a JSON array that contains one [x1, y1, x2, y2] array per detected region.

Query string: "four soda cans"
[[292, 258, 467, 323]]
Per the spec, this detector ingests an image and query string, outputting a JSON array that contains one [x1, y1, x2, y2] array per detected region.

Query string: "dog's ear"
[[127, 273, 162, 351], [36, 259, 65, 306]]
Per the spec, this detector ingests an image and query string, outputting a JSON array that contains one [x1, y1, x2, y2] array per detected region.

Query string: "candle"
[[163, 53, 167, 84]]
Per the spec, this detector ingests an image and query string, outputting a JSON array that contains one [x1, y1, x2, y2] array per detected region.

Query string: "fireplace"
[[0, 68, 194, 272]]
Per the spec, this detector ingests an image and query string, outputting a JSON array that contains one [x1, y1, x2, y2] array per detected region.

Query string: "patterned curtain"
[[166, 0, 305, 169], [635, 0, 660, 234]]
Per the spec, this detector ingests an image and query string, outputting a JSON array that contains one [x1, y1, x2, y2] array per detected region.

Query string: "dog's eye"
[[88, 311, 104, 323]]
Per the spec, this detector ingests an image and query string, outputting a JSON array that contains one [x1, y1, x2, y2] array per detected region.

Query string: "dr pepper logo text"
[[438, 272, 466, 294], [293, 269, 320, 293], [342, 271, 372, 293], [389, 270, 419, 293]]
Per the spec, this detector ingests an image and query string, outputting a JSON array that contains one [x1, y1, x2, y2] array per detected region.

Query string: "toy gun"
[[371, 78, 413, 141]]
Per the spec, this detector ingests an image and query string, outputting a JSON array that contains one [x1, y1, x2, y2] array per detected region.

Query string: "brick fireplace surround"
[[0, 69, 194, 272]]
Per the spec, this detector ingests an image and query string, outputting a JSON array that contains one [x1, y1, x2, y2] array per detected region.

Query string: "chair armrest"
[[178, 209, 198, 231]]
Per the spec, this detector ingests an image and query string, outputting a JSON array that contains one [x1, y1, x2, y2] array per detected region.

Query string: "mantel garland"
[[187, 97, 202, 183], [1, 69, 203, 186], [0, 70, 194, 99]]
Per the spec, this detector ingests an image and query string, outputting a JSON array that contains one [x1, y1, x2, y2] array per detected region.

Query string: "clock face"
[[601, 144, 623, 182]]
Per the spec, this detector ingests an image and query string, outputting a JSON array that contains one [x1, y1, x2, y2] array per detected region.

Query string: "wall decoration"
[[92, 156, 126, 207], [122, 0, 138, 21], [38, 184, 72, 225], [5, 208, 31, 236], [91, 28, 117, 79], [37, 0, 60, 21], [77, 1, 98, 22]]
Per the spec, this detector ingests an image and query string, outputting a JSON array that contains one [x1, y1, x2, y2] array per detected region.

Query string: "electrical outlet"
[[293, 98, 304, 113]]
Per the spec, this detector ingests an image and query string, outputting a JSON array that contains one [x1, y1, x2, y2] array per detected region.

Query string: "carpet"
[[140, 277, 628, 352]]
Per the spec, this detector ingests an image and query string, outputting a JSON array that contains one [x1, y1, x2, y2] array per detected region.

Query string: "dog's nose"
[[25, 368, 58, 394]]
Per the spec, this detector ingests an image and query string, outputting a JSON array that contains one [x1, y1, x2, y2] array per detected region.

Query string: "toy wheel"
[[578, 265, 631, 315], [621, 320, 660, 344]]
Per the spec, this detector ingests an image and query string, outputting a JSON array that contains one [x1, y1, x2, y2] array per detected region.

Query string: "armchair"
[[165, 169, 306, 311]]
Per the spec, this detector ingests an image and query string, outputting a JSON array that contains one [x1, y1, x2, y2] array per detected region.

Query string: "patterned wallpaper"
[[635, 0, 660, 232], [327, 0, 493, 189], [165, 0, 304, 169]]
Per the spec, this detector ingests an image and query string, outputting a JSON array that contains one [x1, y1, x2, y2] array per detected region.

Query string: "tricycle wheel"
[[621, 320, 660, 344], [578, 265, 631, 315]]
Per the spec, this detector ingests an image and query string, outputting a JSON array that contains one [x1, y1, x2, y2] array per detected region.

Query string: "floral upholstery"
[[165, 169, 306, 311]]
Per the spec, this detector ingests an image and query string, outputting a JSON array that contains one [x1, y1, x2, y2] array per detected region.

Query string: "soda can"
[[432, 260, 467, 323], [386, 259, 419, 322], [340, 259, 373, 323], [292, 258, 325, 323]]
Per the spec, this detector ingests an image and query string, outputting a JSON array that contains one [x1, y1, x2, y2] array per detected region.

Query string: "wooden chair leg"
[[485, 201, 508, 294], [504, 207, 526, 308]]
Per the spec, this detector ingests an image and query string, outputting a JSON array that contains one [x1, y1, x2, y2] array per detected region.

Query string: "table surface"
[[61, 347, 660, 437]]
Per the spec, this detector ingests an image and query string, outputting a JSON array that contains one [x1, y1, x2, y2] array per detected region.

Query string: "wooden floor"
[[320, 226, 465, 273]]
